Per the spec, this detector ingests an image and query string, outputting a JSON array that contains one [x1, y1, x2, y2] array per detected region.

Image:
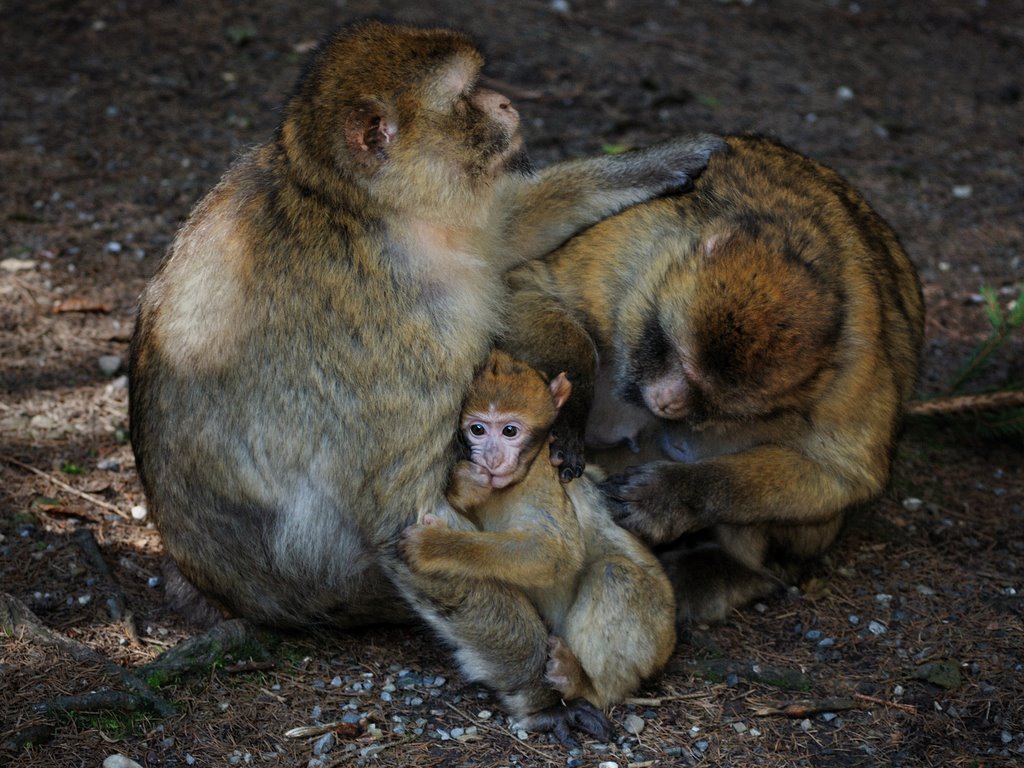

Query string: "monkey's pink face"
[[463, 409, 531, 488]]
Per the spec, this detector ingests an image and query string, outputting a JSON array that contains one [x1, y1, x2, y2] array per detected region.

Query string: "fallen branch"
[[1, 593, 174, 717], [907, 390, 1024, 416], [0, 454, 131, 520], [752, 693, 917, 719]]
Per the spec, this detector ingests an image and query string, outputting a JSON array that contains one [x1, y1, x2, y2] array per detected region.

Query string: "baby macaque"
[[403, 351, 676, 726]]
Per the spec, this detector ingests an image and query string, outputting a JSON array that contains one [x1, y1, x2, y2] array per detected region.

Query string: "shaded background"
[[2, 1, 1022, 766]]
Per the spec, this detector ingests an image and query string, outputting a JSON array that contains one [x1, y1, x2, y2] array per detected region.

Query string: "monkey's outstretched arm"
[[402, 524, 582, 590], [605, 444, 884, 545], [495, 134, 726, 268], [501, 266, 597, 481]]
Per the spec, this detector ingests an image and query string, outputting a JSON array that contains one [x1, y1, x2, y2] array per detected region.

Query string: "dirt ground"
[[2, 1, 1023, 766]]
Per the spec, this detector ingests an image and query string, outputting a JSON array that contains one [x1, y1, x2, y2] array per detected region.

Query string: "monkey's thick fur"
[[504, 134, 925, 624], [128, 20, 722, 733]]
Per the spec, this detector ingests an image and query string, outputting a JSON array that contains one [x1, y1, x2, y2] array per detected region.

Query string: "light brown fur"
[[404, 351, 676, 714], [128, 21, 722, 733], [503, 134, 924, 624]]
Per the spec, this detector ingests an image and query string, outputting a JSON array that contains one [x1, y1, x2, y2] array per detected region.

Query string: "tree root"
[[1, 592, 174, 717], [72, 528, 140, 644], [138, 618, 275, 685]]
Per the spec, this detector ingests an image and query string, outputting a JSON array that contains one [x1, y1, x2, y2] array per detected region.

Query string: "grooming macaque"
[[503, 134, 924, 623], [403, 351, 675, 719], [129, 20, 721, 734]]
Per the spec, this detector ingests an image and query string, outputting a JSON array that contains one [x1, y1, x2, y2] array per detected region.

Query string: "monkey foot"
[[521, 699, 611, 748], [545, 635, 584, 698]]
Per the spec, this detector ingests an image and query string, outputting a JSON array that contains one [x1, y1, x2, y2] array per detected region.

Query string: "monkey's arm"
[[446, 460, 495, 513], [402, 522, 583, 590], [500, 265, 598, 481], [605, 444, 886, 545], [495, 134, 726, 268]]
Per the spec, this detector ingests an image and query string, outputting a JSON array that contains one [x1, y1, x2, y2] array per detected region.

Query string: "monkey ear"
[[549, 372, 573, 410], [344, 102, 397, 163]]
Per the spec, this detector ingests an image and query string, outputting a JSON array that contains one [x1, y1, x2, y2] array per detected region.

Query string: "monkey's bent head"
[[279, 20, 528, 224], [462, 351, 572, 489], [624, 229, 842, 424]]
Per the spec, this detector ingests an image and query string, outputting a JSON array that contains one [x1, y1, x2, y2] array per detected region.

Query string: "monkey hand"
[[602, 461, 707, 545], [623, 133, 728, 196], [549, 421, 586, 483], [400, 515, 450, 571], [448, 461, 494, 510]]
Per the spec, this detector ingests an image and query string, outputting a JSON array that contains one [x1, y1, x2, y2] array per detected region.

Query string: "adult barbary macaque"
[[503, 134, 925, 624], [403, 351, 675, 732], [128, 20, 722, 734]]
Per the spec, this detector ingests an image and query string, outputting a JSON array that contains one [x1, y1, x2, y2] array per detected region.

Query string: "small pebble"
[[805, 629, 823, 641], [818, 637, 835, 648], [597, 762, 619, 768], [893, 685, 905, 697], [97, 458, 121, 471], [902, 497, 923, 512], [98, 355, 123, 376], [732, 722, 748, 733], [103, 756, 144, 768], [477, 710, 492, 720], [147, 576, 160, 588], [131, 505, 148, 520], [695, 740, 709, 752], [1001, 731, 1013, 745], [330, 675, 343, 687], [310, 705, 321, 719], [849, 614, 860, 625], [952, 185, 973, 199], [822, 712, 838, 722], [623, 714, 645, 735], [312, 733, 335, 756], [106, 241, 123, 253], [868, 620, 887, 635], [800, 719, 813, 731], [836, 85, 855, 101]]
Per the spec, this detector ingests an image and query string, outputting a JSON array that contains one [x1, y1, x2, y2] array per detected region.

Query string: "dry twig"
[[1, 454, 131, 520]]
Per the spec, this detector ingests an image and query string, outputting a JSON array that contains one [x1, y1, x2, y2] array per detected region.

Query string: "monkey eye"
[[502, 425, 519, 438], [469, 424, 486, 437]]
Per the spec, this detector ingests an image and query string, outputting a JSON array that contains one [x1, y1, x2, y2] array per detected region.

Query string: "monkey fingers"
[[602, 462, 706, 545], [523, 699, 612, 748], [398, 523, 446, 570], [550, 422, 586, 483]]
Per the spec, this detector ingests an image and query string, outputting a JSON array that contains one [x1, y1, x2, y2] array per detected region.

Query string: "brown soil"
[[2, 1, 1022, 766]]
